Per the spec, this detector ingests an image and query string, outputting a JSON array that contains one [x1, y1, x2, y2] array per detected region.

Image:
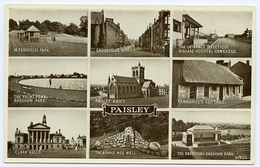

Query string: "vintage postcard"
[[4, 4, 255, 165], [89, 110, 169, 159], [91, 9, 170, 57], [172, 59, 252, 108], [9, 7, 88, 56], [8, 58, 87, 107], [172, 9, 252, 57], [172, 110, 251, 161], [90, 59, 170, 108], [7, 109, 87, 159]]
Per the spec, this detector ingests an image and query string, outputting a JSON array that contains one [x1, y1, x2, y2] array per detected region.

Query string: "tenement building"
[[13, 115, 66, 150], [138, 10, 170, 56], [107, 63, 158, 99]]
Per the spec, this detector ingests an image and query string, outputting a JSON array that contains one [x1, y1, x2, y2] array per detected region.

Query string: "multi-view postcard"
[[172, 10, 252, 57], [90, 111, 169, 159], [8, 58, 87, 107], [7, 109, 87, 158], [9, 8, 88, 56], [90, 59, 170, 108], [91, 9, 170, 57], [172, 111, 251, 161], [172, 59, 251, 108]]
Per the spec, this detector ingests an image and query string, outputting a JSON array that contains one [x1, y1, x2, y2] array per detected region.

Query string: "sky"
[[90, 59, 170, 86], [94, 9, 162, 40], [8, 110, 87, 142], [171, 110, 251, 124], [10, 8, 88, 26], [9, 59, 88, 76], [173, 10, 252, 36]]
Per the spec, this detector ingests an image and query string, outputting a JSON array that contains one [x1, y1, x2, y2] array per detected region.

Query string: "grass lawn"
[[172, 146, 195, 159], [90, 95, 169, 108], [8, 149, 86, 158], [193, 143, 250, 160], [89, 147, 167, 159], [9, 38, 87, 56]]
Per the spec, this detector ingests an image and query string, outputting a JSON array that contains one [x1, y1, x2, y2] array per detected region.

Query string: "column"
[[32, 131, 34, 143], [43, 131, 46, 143], [40, 131, 42, 143], [28, 131, 30, 143], [36, 131, 38, 143], [197, 28, 200, 39], [48, 132, 50, 143]]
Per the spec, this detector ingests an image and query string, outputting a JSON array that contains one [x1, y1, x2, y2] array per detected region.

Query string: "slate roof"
[[182, 60, 243, 85], [142, 81, 152, 88], [114, 75, 139, 84]]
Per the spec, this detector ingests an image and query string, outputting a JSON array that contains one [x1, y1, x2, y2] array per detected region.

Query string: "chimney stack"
[[246, 60, 250, 65]]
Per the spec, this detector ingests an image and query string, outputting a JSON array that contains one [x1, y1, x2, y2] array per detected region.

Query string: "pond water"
[[19, 78, 87, 90]]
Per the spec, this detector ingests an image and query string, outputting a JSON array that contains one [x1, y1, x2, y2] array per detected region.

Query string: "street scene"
[[90, 111, 168, 159], [91, 9, 170, 57], [172, 59, 251, 108], [7, 110, 87, 158], [172, 111, 251, 160], [172, 10, 252, 57], [8, 59, 87, 107], [9, 8, 88, 56], [90, 59, 169, 108]]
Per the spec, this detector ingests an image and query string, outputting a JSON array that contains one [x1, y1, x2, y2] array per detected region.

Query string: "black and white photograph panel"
[[8, 58, 87, 107], [7, 109, 87, 158], [91, 9, 170, 57], [172, 59, 251, 108], [90, 59, 170, 108], [172, 110, 251, 160], [9, 7, 88, 56], [172, 10, 252, 57], [89, 110, 168, 159]]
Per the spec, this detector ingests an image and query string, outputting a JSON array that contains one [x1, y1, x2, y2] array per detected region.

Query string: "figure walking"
[[49, 78, 52, 88]]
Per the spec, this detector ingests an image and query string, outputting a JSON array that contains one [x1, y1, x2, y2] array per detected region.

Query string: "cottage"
[[172, 60, 244, 107], [182, 125, 221, 146]]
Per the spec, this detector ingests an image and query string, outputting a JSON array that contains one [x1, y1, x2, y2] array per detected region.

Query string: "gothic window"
[[122, 85, 125, 94], [130, 85, 133, 94], [126, 85, 129, 94], [136, 70, 138, 76], [132, 70, 135, 76], [118, 85, 121, 93]]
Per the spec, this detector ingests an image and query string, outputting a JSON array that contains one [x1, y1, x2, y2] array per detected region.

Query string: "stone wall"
[[94, 127, 167, 157]]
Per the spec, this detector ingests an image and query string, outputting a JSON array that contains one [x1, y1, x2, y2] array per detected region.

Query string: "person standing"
[[49, 78, 52, 88]]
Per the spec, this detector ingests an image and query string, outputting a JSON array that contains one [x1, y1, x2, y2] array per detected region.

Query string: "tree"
[[9, 19, 18, 31], [19, 19, 34, 30], [79, 16, 88, 37], [66, 23, 79, 35]]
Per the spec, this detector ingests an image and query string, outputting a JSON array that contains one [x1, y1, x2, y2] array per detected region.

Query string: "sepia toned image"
[[7, 109, 87, 158], [91, 9, 170, 57], [8, 58, 87, 107], [89, 111, 168, 159], [9, 8, 88, 56], [90, 59, 170, 108], [172, 10, 252, 57], [172, 59, 251, 108], [172, 110, 251, 160]]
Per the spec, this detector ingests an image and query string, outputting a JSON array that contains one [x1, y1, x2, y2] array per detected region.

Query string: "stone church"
[[107, 63, 158, 99]]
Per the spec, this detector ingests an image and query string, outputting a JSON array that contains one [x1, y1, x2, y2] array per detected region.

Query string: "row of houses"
[[91, 10, 131, 49], [138, 10, 170, 56]]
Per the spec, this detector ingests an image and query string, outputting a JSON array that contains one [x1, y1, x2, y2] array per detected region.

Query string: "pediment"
[[28, 123, 50, 129]]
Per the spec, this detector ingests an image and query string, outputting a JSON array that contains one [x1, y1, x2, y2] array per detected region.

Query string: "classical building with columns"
[[13, 115, 66, 150]]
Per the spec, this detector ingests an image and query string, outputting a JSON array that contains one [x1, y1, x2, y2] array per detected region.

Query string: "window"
[[30, 32, 34, 37], [233, 86, 236, 94], [204, 86, 209, 98], [212, 86, 217, 91], [190, 86, 196, 99], [226, 86, 229, 95], [18, 145, 20, 148], [173, 19, 181, 32], [239, 86, 241, 94], [57, 145, 59, 148]]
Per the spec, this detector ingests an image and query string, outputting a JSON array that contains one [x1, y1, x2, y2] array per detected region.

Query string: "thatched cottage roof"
[[182, 60, 243, 85]]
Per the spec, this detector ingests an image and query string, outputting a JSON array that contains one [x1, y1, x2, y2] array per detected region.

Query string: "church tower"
[[132, 62, 145, 86], [42, 114, 47, 125]]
